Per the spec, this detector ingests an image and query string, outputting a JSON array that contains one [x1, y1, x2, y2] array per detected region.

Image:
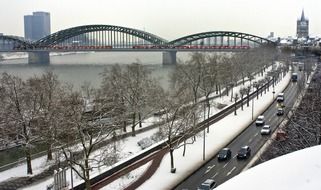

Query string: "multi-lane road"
[[175, 69, 303, 190]]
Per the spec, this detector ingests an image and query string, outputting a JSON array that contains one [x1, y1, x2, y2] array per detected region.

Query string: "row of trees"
[[0, 47, 279, 189]]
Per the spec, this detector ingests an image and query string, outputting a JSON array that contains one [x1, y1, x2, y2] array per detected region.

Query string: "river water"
[[0, 52, 191, 89]]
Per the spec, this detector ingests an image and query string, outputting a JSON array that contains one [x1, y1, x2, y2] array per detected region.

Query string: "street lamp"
[[251, 97, 254, 120]]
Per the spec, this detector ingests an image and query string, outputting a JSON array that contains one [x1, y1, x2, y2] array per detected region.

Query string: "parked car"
[[261, 125, 271, 135], [197, 179, 217, 190], [237, 146, 251, 159], [255, 115, 265, 126], [276, 108, 284, 116], [217, 148, 232, 161]]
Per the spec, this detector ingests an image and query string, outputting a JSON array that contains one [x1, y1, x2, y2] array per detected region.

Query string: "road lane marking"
[[223, 163, 229, 168], [233, 155, 237, 158], [212, 172, 218, 178], [254, 132, 259, 137], [249, 137, 253, 143], [204, 164, 216, 174], [226, 166, 236, 176]]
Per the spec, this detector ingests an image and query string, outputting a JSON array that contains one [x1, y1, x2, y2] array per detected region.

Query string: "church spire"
[[301, 9, 305, 21]]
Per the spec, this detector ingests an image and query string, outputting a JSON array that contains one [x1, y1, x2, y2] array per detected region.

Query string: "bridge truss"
[[1, 26, 275, 52], [169, 31, 275, 48], [0, 35, 31, 50], [33, 25, 168, 49]]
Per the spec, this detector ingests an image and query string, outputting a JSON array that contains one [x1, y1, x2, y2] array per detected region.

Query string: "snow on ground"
[[101, 161, 152, 190], [216, 145, 321, 190], [1, 63, 285, 190], [137, 72, 291, 190], [21, 128, 159, 190], [0, 155, 52, 182]]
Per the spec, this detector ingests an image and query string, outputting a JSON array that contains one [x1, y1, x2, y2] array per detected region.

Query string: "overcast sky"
[[1, 0, 320, 40]]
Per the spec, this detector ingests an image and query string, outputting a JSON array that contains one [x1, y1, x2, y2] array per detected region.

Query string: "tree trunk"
[[234, 99, 237, 115], [183, 141, 186, 157], [170, 148, 175, 172], [138, 112, 143, 128], [46, 143, 53, 160], [247, 93, 250, 107], [25, 146, 33, 174], [85, 158, 91, 190], [123, 120, 127, 132], [132, 112, 136, 136]]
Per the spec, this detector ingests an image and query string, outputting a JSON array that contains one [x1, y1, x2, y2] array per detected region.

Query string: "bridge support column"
[[162, 51, 177, 65], [28, 51, 50, 65]]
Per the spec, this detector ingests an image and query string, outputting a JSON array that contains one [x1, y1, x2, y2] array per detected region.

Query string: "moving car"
[[261, 125, 271, 135], [291, 73, 298, 82], [255, 115, 265, 126], [197, 179, 217, 190], [217, 148, 232, 161], [276, 93, 284, 103], [276, 108, 284, 116], [237, 146, 251, 159]]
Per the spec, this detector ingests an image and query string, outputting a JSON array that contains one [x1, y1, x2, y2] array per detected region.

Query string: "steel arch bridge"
[[169, 31, 275, 47], [0, 35, 31, 50], [34, 24, 168, 48], [1, 25, 276, 52]]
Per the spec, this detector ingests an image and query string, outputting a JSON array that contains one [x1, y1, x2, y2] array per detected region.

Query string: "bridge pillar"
[[162, 51, 177, 65], [28, 51, 50, 65]]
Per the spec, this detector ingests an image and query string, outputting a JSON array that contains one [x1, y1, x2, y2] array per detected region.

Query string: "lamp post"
[[251, 96, 254, 120], [70, 152, 74, 190]]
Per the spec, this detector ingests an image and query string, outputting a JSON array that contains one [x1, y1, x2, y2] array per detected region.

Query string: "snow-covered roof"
[[217, 145, 321, 190]]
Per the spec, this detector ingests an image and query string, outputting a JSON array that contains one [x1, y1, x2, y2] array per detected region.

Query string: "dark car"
[[217, 148, 232, 161], [237, 146, 251, 159], [276, 108, 284, 116]]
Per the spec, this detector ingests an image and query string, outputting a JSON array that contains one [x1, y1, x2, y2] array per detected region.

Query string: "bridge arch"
[[169, 31, 276, 47], [0, 35, 31, 49], [34, 25, 168, 48]]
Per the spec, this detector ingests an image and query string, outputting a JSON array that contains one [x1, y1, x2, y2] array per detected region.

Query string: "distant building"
[[0, 33, 3, 36], [296, 10, 309, 38], [24, 11, 51, 41], [268, 32, 274, 38]]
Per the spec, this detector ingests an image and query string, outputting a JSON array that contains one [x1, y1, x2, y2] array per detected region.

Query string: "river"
[[0, 52, 191, 89]]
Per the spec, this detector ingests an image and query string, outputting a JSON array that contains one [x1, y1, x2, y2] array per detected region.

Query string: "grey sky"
[[1, 0, 320, 40]]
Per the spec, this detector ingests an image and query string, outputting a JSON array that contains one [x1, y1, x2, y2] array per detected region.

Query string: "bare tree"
[[37, 71, 63, 160], [0, 73, 44, 174], [56, 84, 120, 190], [100, 62, 159, 136], [156, 88, 197, 173]]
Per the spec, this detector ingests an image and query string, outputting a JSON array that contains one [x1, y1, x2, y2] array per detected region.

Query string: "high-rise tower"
[[24, 12, 51, 41], [296, 10, 309, 38]]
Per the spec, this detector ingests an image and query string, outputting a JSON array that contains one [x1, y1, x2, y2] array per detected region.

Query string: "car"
[[255, 115, 265, 126], [261, 125, 271, 135], [197, 179, 217, 190], [276, 93, 284, 103], [217, 148, 232, 161], [237, 146, 251, 159], [276, 108, 284, 116]]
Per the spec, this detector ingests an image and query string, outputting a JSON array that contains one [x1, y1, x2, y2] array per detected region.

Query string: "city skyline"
[[1, 0, 321, 39]]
